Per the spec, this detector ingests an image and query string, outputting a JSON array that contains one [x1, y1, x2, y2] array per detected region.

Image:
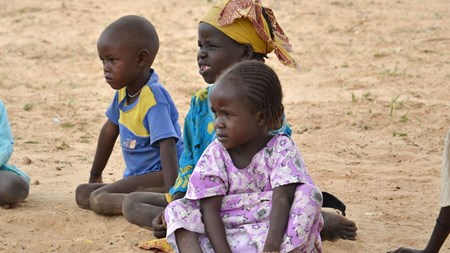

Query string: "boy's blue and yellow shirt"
[[106, 70, 183, 177]]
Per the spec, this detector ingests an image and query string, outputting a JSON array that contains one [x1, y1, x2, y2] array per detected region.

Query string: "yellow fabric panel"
[[118, 86, 156, 137]]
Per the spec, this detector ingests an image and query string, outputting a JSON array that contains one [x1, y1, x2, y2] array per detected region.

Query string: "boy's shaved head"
[[99, 15, 159, 66]]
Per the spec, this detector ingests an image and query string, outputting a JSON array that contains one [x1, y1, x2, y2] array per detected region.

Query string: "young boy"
[[0, 100, 30, 209], [75, 15, 183, 215]]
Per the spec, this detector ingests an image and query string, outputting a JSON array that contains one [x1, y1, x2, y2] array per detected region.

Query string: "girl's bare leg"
[[175, 229, 203, 253]]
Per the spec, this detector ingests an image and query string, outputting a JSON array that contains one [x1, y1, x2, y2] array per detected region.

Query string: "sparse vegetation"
[[23, 104, 34, 111], [400, 114, 408, 123], [24, 141, 38, 144], [351, 92, 357, 103], [61, 122, 75, 128], [378, 65, 405, 77], [363, 92, 376, 102], [389, 95, 402, 116], [392, 130, 407, 137]]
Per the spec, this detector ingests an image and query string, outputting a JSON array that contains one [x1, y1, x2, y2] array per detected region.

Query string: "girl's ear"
[[255, 111, 265, 127], [241, 44, 254, 60], [136, 49, 150, 67]]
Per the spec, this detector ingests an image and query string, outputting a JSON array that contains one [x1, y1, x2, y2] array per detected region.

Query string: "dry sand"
[[0, 0, 449, 252]]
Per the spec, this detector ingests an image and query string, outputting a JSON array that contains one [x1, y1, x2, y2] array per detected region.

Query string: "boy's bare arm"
[[158, 137, 179, 192], [89, 119, 119, 183], [263, 183, 297, 252], [200, 195, 232, 253]]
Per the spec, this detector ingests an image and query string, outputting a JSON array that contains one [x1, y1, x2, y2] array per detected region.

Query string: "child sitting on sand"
[[75, 15, 183, 215], [0, 100, 30, 209], [166, 60, 323, 253]]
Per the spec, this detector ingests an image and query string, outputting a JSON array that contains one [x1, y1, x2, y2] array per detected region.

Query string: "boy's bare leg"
[[0, 171, 30, 208], [122, 191, 167, 229], [175, 229, 203, 253], [321, 210, 358, 241], [89, 171, 164, 215], [75, 183, 106, 209]]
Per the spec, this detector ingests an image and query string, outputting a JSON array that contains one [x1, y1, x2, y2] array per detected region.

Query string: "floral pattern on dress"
[[166, 134, 323, 253]]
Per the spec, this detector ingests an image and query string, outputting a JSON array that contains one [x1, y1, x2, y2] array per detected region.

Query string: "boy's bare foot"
[[321, 210, 357, 241]]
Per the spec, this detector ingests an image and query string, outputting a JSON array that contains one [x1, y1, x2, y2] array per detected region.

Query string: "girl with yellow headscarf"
[[200, 0, 298, 68]]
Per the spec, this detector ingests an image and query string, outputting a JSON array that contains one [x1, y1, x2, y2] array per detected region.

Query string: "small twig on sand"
[[419, 37, 450, 43], [344, 19, 369, 32]]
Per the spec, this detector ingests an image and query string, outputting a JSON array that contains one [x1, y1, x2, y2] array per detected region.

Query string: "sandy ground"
[[0, 0, 449, 252]]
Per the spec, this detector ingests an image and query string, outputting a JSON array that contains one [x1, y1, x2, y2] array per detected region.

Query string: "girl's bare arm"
[[200, 195, 232, 253], [263, 183, 298, 252]]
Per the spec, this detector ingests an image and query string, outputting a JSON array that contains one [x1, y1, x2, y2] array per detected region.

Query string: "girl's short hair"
[[219, 60, 284, 131]]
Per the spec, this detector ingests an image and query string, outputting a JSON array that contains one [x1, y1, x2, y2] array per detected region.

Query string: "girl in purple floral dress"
[[165, 61, 323, 253]]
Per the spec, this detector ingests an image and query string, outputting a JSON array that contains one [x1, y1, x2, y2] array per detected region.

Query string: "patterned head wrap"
[[201, 0, 298, 68]]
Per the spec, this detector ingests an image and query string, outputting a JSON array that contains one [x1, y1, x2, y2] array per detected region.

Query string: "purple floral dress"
[[165, 134, 323, 253]]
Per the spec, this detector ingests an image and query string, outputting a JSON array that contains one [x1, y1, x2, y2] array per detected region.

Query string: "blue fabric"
[[106, 69, 183, 177], [0, 100, 30, 185], [169, 85, 291, 196], [0, 100, 13, 166]]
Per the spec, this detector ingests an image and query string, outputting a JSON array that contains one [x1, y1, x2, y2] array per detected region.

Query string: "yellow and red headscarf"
[[201, 0, 298, 68]]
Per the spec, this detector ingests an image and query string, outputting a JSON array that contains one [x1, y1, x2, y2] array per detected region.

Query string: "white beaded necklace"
[[126, 86, 144, 98]]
